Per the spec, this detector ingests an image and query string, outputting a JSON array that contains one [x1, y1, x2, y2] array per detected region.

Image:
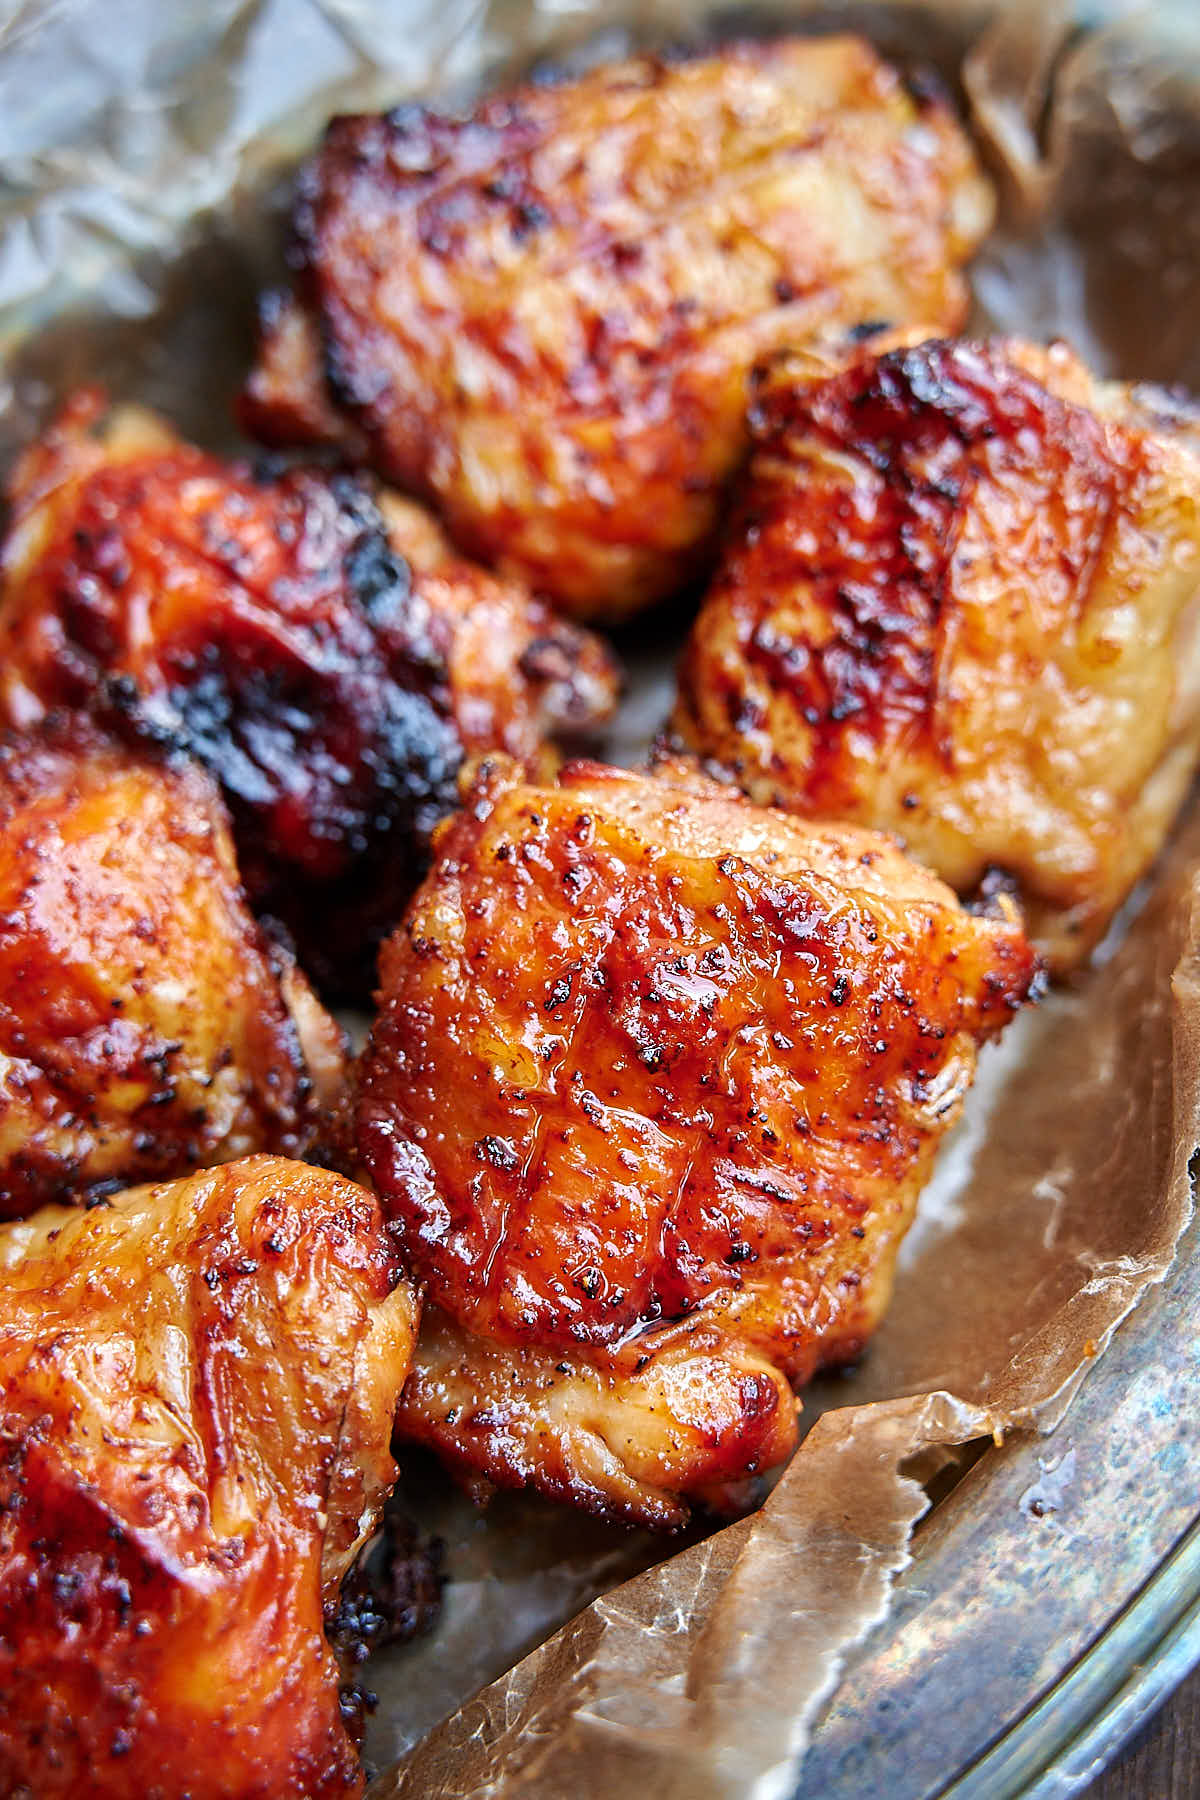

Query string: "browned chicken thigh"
[[0, 1155, 418, 1800], [0, 714, 344, 1220], [241, 37, 994, 620], [358, 758, 1038, 1527], [0, 392, 618, 993], [670, 338, 1200, 971]]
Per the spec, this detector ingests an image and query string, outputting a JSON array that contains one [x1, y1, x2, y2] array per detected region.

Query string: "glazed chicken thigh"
[[358, 759, 1038, 1527], [242, 37, 994, 619], [0, 715, 344, 1220], [0, 1155, 418, 1800], [670, 337, 1200, 971], [0, 392, 618, 993]]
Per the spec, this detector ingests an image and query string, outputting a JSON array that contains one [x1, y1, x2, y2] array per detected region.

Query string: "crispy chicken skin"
[[397, 1304, 798, 1532], [359, 758, 1038, 1526], [0, 391, 618, 993], [241, 37, 994, 620], [669, 337, 1200, 972], [0, 715, 346, 1220], [0, 1155, 418, 1800]]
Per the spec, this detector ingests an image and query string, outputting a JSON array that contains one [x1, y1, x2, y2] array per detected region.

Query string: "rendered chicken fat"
[[670, 336, 1200, 970], [0, 1155, 419, 1800], [242, 36, 994, 618], [360, 758, 1039, 1525]]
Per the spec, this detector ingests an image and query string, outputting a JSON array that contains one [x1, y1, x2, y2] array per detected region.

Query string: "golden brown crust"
[[397, 1304, 797, 1532], [670, 337, 1200, 971], [0, 714, 346, 1220], [0, 391, 618, 994], [242, 37, 993, 620], [0, 1155, 418, 1800], [361, 758, 1037, 1524]]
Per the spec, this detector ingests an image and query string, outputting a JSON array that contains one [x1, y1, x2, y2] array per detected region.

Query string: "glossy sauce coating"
[[361, 758, 1038, 1523], [670, 337, 1200, 970], [0, 715, 345, 1219], [242, 37, 993, 619], [0, 393, 618, 993], [0, 1156, 418, 1800]]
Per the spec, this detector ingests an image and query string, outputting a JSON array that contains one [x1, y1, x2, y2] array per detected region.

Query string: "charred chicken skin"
[[0, 392, 618, 994], [358, 758, 1038, 1527], [0, 1155, 418, 1800], [669, 337, 1200, 972], [241, 37, 994, 620], [0, 715, 345, 1221]]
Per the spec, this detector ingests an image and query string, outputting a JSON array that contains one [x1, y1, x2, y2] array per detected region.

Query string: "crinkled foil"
[[2, 4, 1199, 1797]]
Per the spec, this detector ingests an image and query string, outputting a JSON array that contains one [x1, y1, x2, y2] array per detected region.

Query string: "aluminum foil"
[[2, 3, 1199, 1796]]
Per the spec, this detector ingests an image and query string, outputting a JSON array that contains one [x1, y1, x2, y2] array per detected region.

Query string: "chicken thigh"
[[669, 337, 1200, 972], [0, 392, 618, 993], [0, 1155, 418, 1799], [241, 37, 994, 619], [358, 758, 1038, 1526], [0, 715, 344, 1219]]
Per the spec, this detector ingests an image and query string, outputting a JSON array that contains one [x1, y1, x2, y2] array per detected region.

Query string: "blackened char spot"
[[92, 473, 463, 999], [326, 1498, 445, 1665], [848, 319, 893, 342], [344, 530, 412, 624]]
